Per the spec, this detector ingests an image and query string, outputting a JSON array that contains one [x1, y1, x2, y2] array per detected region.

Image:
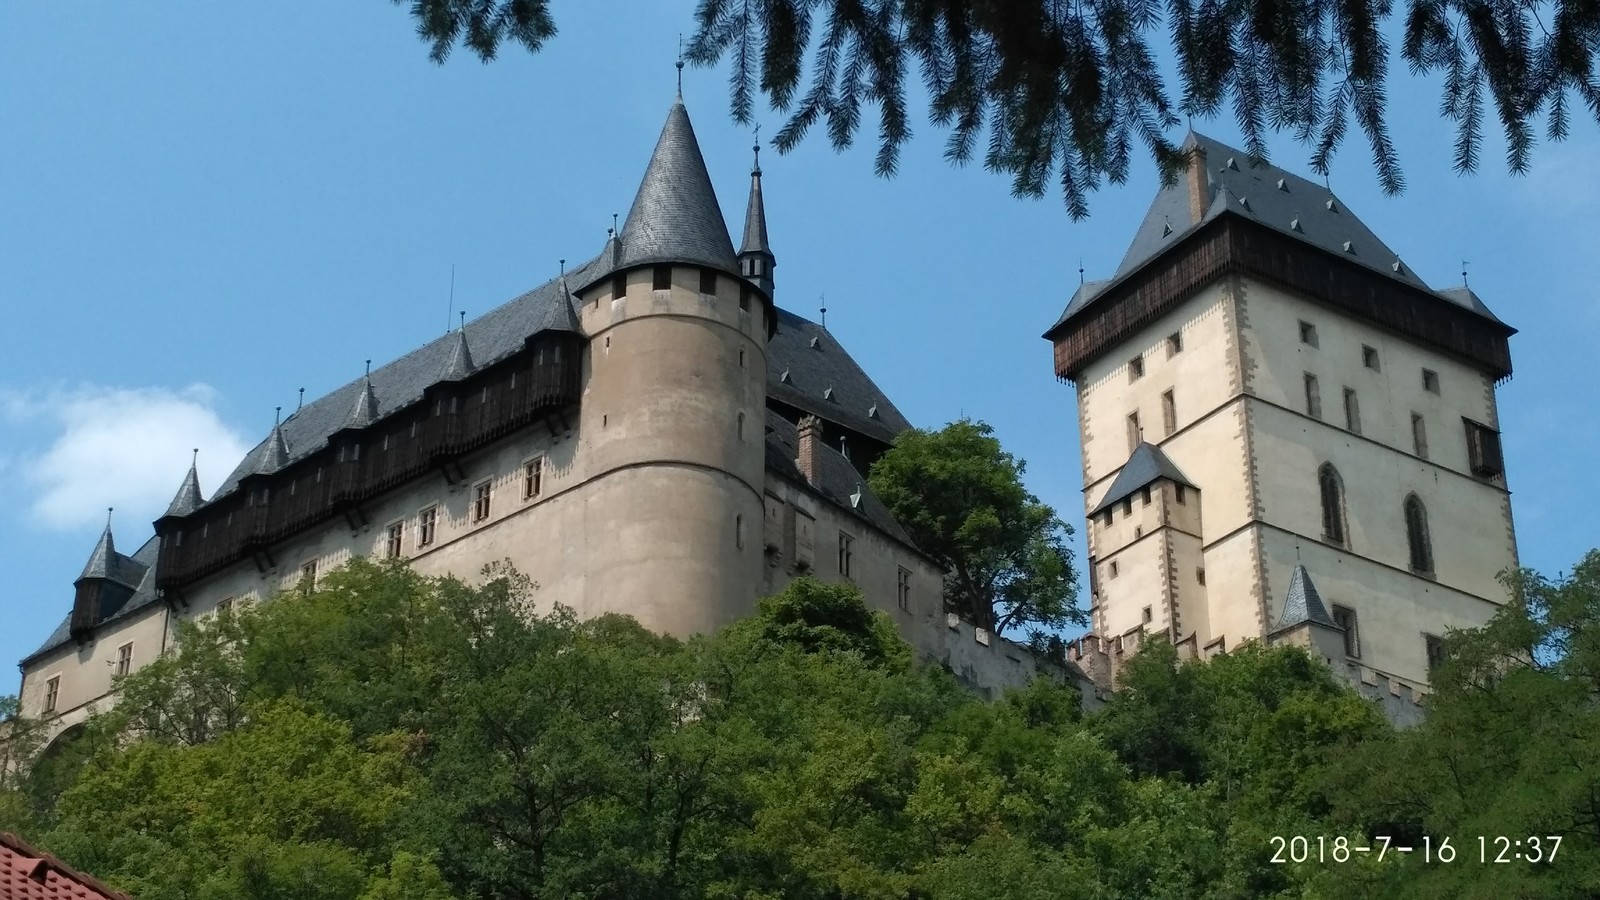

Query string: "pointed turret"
[[346, 375, 380, 429], [78, 521, 116, 582], [440, 328, 476, 382], [164, 454, 204, 518], [738, 140, 776, 295], [591, 100, 739, 286], [1272, 564, 1339, 632], [255, 422, 290, 475]]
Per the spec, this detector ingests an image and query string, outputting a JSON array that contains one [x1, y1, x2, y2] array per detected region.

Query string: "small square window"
[[1362, 345, 1380, 371], [1108, 561, 1120, 579], [385, 521, 404, 558], [524, 457, 544, 500], [1167, 332, 1183, 357], [1422, 369, 1440, 394], [472, 481, 493, 523], [1299, 321, 1319, 347], [418, 506, 438, 548], [1331, 605, 1360, 658], [897, 567, 912, 611], [1128, 356, 1145, 381], [44, 676, 60, 714], [652, 265, 672, 291], [115, 642, 134, 678], [699, 268, 717, 294]]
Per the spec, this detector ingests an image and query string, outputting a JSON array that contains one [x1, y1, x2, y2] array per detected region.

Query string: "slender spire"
[[606, 100, 738, 278], [738, 128, 777, 295], [255, 416, 290, 475], [346, 366, 380, 430], [440, 327, 476, 381], [78, 512, 115, 582], [164, 450, 204, 517]]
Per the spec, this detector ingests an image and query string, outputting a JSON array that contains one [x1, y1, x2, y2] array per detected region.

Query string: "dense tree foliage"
[[868, 418, 1079, 637], [2, 551, 1598, 897], [398, 0, 1600, 217]]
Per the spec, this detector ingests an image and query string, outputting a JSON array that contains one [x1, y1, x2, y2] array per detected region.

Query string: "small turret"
[[738, 140, 776, 295], [71, 512, 127, 642], [164, 451, 204, 518], [440, 328, 476, 382]]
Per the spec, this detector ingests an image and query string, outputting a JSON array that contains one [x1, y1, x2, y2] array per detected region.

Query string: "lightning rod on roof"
[[446, 264, 456, 335], [275, 406, 282, 426], [1462, 260, 1470, 285], [365, 359, 371, 377], [613, 212, 619, 234], [460, 310, 466, 332], [819, 294, 826, 328], [676, 34, 685, 96], [559, 258, 565, 276], [297, 387, 304, 411], [106, 507, 113, 528]]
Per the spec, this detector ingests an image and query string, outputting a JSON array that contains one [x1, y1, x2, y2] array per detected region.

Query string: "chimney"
[[1187, 145, 1209, 224], [795, 415, 821, 486]]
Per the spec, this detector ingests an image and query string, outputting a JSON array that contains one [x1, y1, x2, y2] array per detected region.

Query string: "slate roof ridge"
[[1088, 441, 1196, 516], [1272, 564, 1339, 631]]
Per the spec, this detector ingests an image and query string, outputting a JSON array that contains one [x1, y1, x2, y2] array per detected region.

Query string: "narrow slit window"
[[1304, 373, 1322, 419], [1161, 389, 1177, 435], [1319, 463, 1347, 546], [1411, 413, 1429, 459], [1343, 388, 1361, 435]]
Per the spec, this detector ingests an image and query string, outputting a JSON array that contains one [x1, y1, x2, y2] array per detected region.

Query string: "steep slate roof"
[[28, 536, 160, 663], [580, 100, 740, 291], [344, 376, 380, 430], [763, 410, 921, 551], [740, 154, 771, 256], [75, 526, 117, 583], [1054, 132, 1504, 328], [1089, 442, 1196, 516], [214, 255, 601, 500], [439, 329, 477, 382], [1, 831, 132, 900], [1271, 564, 1339, 632], [163, 460, 204, 518], [766, 308, 912, 447]]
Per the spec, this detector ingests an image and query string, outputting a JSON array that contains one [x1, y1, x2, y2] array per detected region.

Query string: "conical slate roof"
[[740, 151, 771, 256], [1089, 442, 1196, 516], [1272, 564, 1339, 632], [254, 423, 290, 476], [77, 524, 115, 582], [530, 277, 582, 334], [345, 376, 380, 429], [440, 329, 476, 382], [164, 460, 204, 518], [608, 101, 738, 278]]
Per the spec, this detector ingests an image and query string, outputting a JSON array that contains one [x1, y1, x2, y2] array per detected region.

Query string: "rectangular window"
[[611, 273, 627, 300], [418, 506, 438, 548], [1304, 373, 1321, 419], [523, 456, 545, 500], [300, 560, 318, 592], [1161, 389, 1177, 436], [837, 533, 854, 577], [1331, 605, 1360, 658], [472, 480, 492, 523], [1343, 388, 1361, 435], [1140, 486, 1152, 506], [1196, 567, 1205, 585], [1099, 509, 1113, 528], [1128, 356, 1144, 381], [652, 265, 672, 290], [735, 514, 745, 550], [1126, 411, 1142, 451], [385, 521, 404, 558], [44, 676, 59, 714], [1422, 368, 1440, 394], [699, 268, 717, 294], [1175, 484, 1187, 505], [1167, 332, 1183, 357], [1121, 498, 1133, 517], [897, 567, 912, 611], [1362, 345, 1380, 371], [1142, 606, 1153, 624], [1299, 320, 1318, 347], [1108, 560, 1119, 579], [1411, 413, 1429, 459], [739, 286, 751, 311], [1424, 634, 1447, 674], [115, 642, 134, 677], [1464, 419, 1504, 478]]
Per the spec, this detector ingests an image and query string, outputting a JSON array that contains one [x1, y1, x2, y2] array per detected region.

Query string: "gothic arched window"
[[1319, 464, 1347, 546], [1405, 493, 1433, 574]]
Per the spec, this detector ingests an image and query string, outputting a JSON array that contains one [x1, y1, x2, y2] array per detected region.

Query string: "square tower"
[[1047, 135, 1518, 690]]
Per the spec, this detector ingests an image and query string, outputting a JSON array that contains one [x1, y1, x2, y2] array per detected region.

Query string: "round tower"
[[569, 98, 775, 637]]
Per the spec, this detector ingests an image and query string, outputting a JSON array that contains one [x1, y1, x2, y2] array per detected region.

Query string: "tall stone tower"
[[570, 98, 774, 636], [1046, 134, 1518, 690]]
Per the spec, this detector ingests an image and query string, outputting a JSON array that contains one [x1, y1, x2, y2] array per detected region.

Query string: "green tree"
[[867, 418, 1079, 636], [397, 0, 1600, 216]]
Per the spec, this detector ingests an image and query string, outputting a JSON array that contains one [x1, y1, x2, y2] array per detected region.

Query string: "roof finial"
[[459, 310, 466, 332], [106, 506, 114, 529], [676, 34, 685, 97], [274, 406, 282, 426], [1079, 256, 1085, 284], [446, 264, 455, 336], [752, 123, 762, 174], [559, 258, 565, 275], [819, 294, 827, 328], [1461, 260, 1470, 285], [297, 387, 305, 411], [612, 212, 619, 235], [191, 447, 199, 466], [365, 359, 371, 376], [1295, 543, 1302, 562]]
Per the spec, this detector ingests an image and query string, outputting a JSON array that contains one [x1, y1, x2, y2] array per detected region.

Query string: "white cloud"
[[2, 384, 251, 532]]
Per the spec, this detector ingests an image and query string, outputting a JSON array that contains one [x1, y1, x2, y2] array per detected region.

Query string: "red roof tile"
[[0, 833, 131, 900]]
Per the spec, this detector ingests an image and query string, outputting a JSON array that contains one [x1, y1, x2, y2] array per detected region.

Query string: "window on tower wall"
[[1299, 320, 1319, 346], [1332, 605, 1360, 657], [1167, 332, 1183, 356], [472, 480, 492, 523], [1463, 419, 1504, 478], [897, 567, 911, 611], [1128, 356, 1144, 381], [1404, 494, 1433, 575], [653, 265, 671, 290], [1304, 373, 1322, 419], [115, 642, 134, 678], [1161, 389, 1176, 435], [44, 676, 59, 714], [1343, 388, 1361, 435], [1411, 413, 1429, 459], [385, 521, 404, 558], [612, 273, 627, 300], [1175, 484, 1187, 504], [1126, 411, 1142, 451], [418, 506, 438, 548], [1318, 464, 1348, 546], [838, 532, 854, 577], [1362, 345, 1380, 371], [1422, 368, 1440, 394], [700, 268, 717, 294], [523, 456, 545, 500], [1424, 633, 1447, 674]]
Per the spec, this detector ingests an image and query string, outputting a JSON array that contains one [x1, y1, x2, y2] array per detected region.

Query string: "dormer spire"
[[255, 418, 290, 475], [739, 131, 776, 295], [165, 451, 204, 517], [78, 514, 115, 582], [441, 327, 476, 382]]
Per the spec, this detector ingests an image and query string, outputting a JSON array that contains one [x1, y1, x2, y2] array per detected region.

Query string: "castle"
[[14, 100, 1517, 736]]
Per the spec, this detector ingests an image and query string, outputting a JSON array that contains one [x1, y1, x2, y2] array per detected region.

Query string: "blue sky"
[[2, 3, 1595, 696]]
